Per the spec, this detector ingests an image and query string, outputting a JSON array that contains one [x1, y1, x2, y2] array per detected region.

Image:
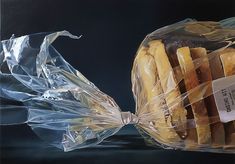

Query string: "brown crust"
[[190, 47, 225, 147], [209, 51, 224, 79], [148, 40, 188, 139], [177, 47, 211, 145]]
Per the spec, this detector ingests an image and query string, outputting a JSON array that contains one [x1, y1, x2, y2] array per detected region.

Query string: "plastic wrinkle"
[[1, 18, 235, 153]]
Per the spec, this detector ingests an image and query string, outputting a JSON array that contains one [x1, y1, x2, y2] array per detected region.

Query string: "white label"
[[212, 75, 235, 123]]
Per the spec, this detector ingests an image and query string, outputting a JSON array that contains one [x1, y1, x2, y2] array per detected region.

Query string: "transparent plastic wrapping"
[[132, 17, 235, 153], [0, 18, 235, 153], [0, 31, 124, 151]]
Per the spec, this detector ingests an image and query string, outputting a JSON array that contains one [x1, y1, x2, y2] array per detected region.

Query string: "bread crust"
[[190, 47, 225, 147], [147, 40, 187, 139], [134, 46, 181, 145], [177, 47, 211, 145]]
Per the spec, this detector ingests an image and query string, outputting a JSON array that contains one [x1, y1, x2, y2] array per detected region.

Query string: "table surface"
[[1, 125, 235, 164]]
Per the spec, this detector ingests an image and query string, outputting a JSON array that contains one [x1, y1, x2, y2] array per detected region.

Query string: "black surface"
[[1, 125, 235, 164], [1, 0, 235, 164]]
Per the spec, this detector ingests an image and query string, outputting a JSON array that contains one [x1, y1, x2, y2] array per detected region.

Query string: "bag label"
[[212, 75, 235, 123]]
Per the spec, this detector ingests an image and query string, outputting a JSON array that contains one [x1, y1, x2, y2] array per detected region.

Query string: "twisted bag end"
[[121, 112, 139, 125]]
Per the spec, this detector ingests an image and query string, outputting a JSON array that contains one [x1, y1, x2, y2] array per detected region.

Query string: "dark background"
[[1, 0, 235, 163]]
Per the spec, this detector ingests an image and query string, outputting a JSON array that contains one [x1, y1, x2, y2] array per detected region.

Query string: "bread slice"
[[131, 47, 151, 115], [220, 48, 235, 77], [176, 47, 211, 145], [147, 40, 187, 139], [134, 46, 181, 145], [219, 48, 235, 147], [190, 47, 225, 147]]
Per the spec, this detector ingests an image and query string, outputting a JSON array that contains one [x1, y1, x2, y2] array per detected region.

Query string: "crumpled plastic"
[[0, 31, 125, 151], [0, 18, 235, 153]]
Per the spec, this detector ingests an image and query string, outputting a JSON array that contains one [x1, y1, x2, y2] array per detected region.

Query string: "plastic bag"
[[0, 31, 124, 151], [0, 18, 235, 153], [132, 17, 235, 152]]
